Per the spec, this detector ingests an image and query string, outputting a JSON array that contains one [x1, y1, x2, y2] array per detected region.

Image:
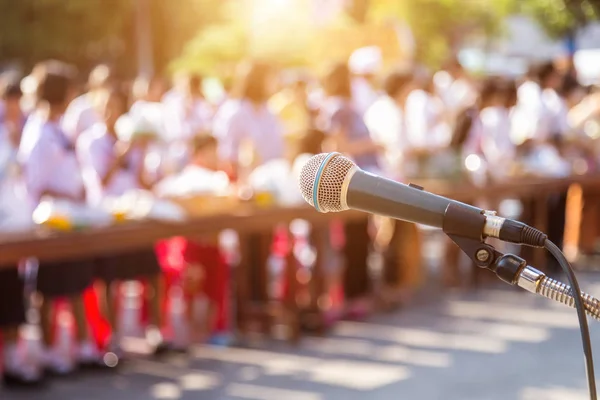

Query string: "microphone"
[[298, 152, 547, 247]]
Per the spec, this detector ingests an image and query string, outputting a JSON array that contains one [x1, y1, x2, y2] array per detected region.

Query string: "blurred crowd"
[[2, 45, 600, 387]]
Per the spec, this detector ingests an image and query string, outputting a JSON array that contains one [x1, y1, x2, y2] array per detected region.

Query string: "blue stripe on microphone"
[[313, 152, 337, 213]]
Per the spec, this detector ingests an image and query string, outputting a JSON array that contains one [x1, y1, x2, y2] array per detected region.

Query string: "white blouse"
[[20, 118, 84, 205], [404, 89, 451, 149], [77, 123, 144, 205]]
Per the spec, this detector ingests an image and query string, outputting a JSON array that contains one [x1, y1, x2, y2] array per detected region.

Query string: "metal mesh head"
[[298, 153, 356, 213]]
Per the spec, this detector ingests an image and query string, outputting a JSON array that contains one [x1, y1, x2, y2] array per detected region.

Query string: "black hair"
[[1, 79, 22, 100], [191, 135, 217, 154], [323, 63, 352, 98], [559, 75, 581, 98], [105, 85, 129, 114], [383, 71, 413, 98], [189, 74, 203, 89], [501, 79, 518, 108], [37, 64, 73, 106], [479, 78, 500, 108], [536, 61, 557, 86], [231, 62, 273, 103]]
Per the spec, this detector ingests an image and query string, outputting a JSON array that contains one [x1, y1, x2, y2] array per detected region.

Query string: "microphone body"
[[300, 153, 547, 247], [345, 168, 481, 229]]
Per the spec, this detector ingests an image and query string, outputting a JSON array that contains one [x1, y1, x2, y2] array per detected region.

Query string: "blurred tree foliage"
[[0, 0, 224, 77], [365, 0, 516, 68], [0, 0, 133, 74], [171, 0, 317, 76], [519, 0, 600, 38]]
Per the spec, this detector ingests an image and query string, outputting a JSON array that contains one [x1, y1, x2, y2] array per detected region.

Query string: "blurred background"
[[1, 0, 600, 399]]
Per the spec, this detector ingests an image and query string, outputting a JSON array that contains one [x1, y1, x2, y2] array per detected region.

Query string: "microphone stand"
[[443, 200, 598, 399], [446, 233, 600, 320]]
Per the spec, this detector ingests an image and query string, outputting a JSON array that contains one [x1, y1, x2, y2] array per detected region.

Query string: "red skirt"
[[156, 237, 229, 332]]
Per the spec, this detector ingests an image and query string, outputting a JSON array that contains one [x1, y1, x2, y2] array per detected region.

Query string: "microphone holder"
[[446, 234, 600, 320]]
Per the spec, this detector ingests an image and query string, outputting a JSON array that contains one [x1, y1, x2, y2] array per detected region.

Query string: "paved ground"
[[3, 272, 600, 400]]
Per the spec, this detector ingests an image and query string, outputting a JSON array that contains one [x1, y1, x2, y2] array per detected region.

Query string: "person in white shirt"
[[19, 65, 102, 375], [514, 62, 565, 145], [129, 75, 172, 178], [77, 87, 165, 355], [348, 46, 382, 117], [161, 74, 214, 173], [77, 88, 148, 206], [62, 64, 112, 141], [364, 70, 422, 307], [434, 57, 477, 116], [163, 74, 213, 140], [364, 70, 413, 179], [213, 62, 284, 180], [481, 80, 518, 174], [403, 75, 452, 179], [0, 78, 41, 385]]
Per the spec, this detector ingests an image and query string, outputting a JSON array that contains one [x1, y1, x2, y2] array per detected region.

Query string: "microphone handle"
[[345, 169, 482, 229], [344, 169, 548, 247]]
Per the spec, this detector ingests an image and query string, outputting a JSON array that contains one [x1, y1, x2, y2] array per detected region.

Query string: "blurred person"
[[77, 87, 152, 205], [0, 78, 27, 149], [162, 71, 190, 106], [513, 62, 565, 146], [163, 73, 213, 173], [213, 61, 284, 180], [19, 60, 65, 115], [434, 57, 476, 115], [364, 70, 413, 177], [155, 136, 230, 345], [163, 73, 212, 139], [0, 78, 40, 385], [364, 70, 422, 307], [321, 63, 381, 317], [269, 73, 317, 160], [403, 74, 452, 178], [129, 75, 170, 178], [539, 62, 571, 141], [321, 63, 382, 171], [19, 61, 73, 152], [481, 80, 518, 172], [131, 75, 168, 112], [511, 64, 542, 145], [213, 61, 284, 311], [18, 65, 102, 374], [348, 46, 382, 116], [77, 87, 165, 355], [62, 64, 113, 140]]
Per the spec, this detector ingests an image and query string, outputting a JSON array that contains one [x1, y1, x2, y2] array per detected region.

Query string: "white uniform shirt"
[[351, 77, 379, 117], [20, 118, 83, 205], [63, 94, 100, 141], [162, 92, 213, 139], [77, 123, 144, 205], [364, 95, 403, 177], [480, 106, 514, 166], [404, 89, 451, 149], [0, 124, 31, 230], [213, 99, 284, 165]]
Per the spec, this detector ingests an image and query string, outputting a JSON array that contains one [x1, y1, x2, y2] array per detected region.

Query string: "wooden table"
[[0, 206, 366, 268], [1, 175, 600, 340], [414, 174, 600, 269], [2, 174, 598, 268]]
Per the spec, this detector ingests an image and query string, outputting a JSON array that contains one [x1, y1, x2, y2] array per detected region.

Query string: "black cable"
[[545, 239, 597, 400]]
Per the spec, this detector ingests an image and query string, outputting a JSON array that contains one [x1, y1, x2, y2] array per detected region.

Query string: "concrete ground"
[[3, 273, 600, 400]]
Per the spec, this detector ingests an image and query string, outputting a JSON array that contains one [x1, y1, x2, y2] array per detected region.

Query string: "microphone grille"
[[298, 153, 356, 212]]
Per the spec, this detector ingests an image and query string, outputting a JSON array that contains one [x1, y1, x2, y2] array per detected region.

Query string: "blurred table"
[[414, 174, 600, 271], [0, 205, 366, 267], [1, 175, 600, 340], [2, 175, 598, 267]]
